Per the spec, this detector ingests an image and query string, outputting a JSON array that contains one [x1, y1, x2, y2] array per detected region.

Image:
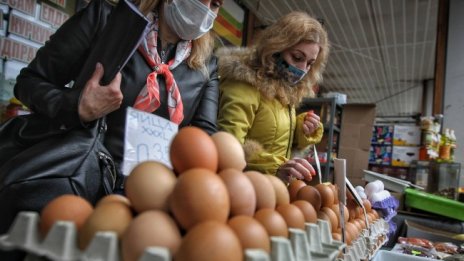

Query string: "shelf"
[[368, 163, 409, 168]]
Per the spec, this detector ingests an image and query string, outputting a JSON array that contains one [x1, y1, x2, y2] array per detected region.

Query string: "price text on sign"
[[123, 107, 178, 175]]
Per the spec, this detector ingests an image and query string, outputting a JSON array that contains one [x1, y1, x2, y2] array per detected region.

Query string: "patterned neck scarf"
[[134, 13, 191, 124]]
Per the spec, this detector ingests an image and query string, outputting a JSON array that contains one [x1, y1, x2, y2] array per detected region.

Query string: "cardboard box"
[[393, 125, 421, 146], [339, 147, 370, 179], [339, 104, 376, 180], [392, 146, 419, 167], [347, 176, 366, 187]]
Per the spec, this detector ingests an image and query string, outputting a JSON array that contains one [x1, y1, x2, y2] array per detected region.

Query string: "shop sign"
[[0, 0, 36, 16], [9, 14, 55, 45], [40, 2, 69, 28], [0, 36, 38, 64]]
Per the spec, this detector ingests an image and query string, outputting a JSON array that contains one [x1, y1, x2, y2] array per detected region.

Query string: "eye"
[[292, 54, 305, 63]]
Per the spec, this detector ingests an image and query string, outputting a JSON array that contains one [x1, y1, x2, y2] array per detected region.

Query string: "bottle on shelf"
[[438, 128, 451, 162], [449, 129, 457, 162]]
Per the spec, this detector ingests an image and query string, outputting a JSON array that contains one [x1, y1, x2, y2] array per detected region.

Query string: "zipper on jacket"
[[286, 106, 292, 157]]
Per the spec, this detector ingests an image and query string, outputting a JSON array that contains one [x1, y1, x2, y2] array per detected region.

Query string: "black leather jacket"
[[14, 0, 219, 167]]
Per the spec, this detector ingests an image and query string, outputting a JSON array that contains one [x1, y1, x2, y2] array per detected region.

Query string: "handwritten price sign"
[[122, 107, 178, 176]]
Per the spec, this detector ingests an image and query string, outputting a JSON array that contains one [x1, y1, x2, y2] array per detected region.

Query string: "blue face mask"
[[275, 54, 308, 85]]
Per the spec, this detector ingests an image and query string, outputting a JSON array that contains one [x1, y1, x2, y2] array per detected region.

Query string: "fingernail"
[[96, 62, 102, 69]]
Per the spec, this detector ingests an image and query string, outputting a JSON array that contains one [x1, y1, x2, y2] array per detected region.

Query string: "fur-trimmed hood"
[[216, 47, 313, 106]]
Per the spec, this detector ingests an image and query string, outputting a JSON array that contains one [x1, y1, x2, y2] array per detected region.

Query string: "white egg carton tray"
[[0, 211, 389, 261]]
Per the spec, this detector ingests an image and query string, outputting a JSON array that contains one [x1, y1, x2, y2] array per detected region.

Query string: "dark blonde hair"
[[132, 0, 215, 71], [252, 11, 329, 92]]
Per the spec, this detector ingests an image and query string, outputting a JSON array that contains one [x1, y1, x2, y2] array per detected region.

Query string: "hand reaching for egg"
[[277, 157, 316, 183], [303, 110, 320, 136]]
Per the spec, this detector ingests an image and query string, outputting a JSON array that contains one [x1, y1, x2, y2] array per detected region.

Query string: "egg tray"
[[0, 211, 389, 261]]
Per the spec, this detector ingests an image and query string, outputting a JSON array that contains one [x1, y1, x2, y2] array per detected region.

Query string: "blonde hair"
[[251, 11, 330, 97], [132, 0, 215, 71]]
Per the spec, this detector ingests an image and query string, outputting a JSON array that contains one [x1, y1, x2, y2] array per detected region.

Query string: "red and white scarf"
[[134, 14, 191, 124]]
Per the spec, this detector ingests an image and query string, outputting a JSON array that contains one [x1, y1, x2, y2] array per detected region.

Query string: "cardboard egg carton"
[[0, 212, 388, 261]]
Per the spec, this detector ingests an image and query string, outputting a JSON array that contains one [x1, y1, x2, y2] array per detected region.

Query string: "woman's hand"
[[78, 63, 123, 123], [276, 157, 316, 183], [302, 110, 320, 136]]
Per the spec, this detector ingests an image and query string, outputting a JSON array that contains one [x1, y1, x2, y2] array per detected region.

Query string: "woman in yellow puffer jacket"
[[217, 11, 330, 183]]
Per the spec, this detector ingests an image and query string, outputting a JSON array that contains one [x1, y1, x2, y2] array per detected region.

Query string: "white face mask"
[[164, 0, 217, 40]]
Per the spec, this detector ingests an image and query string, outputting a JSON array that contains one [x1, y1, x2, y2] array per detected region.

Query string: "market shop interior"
[[0, 0, 463, 260]]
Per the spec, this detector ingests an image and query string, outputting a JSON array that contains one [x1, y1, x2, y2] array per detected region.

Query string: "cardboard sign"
[[123, 107, 178, 175]]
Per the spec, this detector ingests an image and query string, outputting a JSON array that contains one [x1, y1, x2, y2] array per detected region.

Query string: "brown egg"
[[346, 190, 354, 201], [170, 126, 218, 174], [266, 175, 290, 206], [276, 204, 305, 230], [122, 210, 181, 261], [292, 200, 318, 223], [321, 207, 338, 232], [288, 179, 306, 202], [40, 195, 93, 238], [254, 208, 288, 238], [176, 221, 243, 261], [328, 183, 339, 204], [296, 185, 321, 210], [96, 194, 131, 208], [228, 215, 271, 253], [343, 228, 353, 245], [332, 233, 342, 241], [218, 169, 256, 217], [244, 171, 276, 210], [125, 161, 177, 213], [211, 131, 246, 172], [315, 184, 334, 208], [329, 204, 341, 227], [344, 205, 350, 222], [352, 218, 363, 231], [316, 211, 331, 227], [367, 213, 374, 224], [345, 222, 359, 242], [347, 200, 357, 221], [79, 202, 133, 250], [355, 206, 363, 219], [355, 218, 366, 230], [362, 199, 372, 212], [170, 168, 230, 230]]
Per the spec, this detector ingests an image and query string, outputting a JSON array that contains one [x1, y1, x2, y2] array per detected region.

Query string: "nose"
[[295, 62, 308, 71]]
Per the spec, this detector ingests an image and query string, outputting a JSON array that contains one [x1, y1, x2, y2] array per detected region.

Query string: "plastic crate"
[[404, 188, 464, 221]]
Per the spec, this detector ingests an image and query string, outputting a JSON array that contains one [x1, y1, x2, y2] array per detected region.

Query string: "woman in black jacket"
[[14, 0, 222, 174]]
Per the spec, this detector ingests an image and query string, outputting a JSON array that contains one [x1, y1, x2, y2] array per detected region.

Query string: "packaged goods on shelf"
[[393, 125, 421, 147], [392, 146, 420, 167]]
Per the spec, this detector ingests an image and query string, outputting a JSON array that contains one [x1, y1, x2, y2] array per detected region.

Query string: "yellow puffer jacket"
[[217, 47, 323, 175]]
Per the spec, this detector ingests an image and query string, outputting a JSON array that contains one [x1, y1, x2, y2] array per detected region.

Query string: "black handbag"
[[0, 0, 149, 235], [0, 114, 118, 234]]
